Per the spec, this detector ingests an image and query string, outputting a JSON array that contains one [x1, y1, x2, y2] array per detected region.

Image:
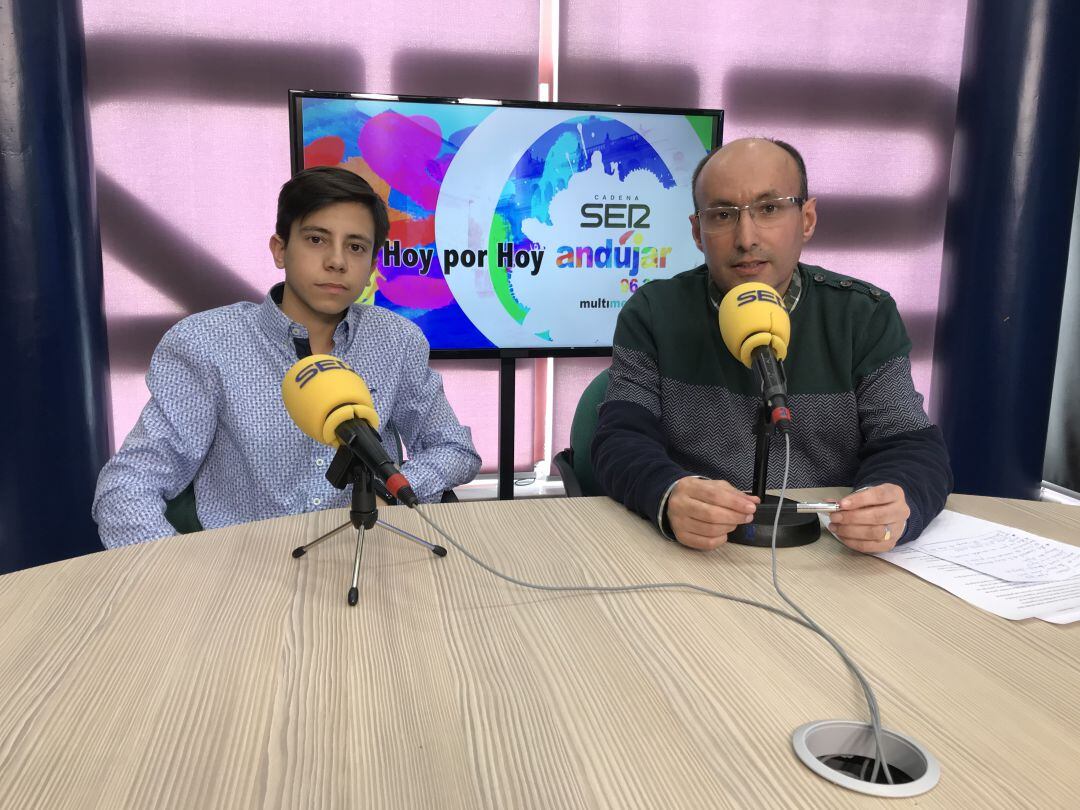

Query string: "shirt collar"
[[783, 264, 804, 312], [256, 282, 360, 355]]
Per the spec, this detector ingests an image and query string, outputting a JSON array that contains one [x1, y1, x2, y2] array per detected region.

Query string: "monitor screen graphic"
[[290, 92, 723, 356]]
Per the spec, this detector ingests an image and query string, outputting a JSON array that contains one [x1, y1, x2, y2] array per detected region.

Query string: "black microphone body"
[[750, 345, 792, 434], [334, 419, 420, 507]]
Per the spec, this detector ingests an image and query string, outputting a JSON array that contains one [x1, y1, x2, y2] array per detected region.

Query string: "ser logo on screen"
[[294, 358, 352, 389], [736, 289, 783, 307], [580, 203, 651, 229]]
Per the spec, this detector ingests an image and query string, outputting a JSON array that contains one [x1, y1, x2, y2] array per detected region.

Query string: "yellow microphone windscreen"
[[718, 282, 791, 367], [281, 355, 380, 447]]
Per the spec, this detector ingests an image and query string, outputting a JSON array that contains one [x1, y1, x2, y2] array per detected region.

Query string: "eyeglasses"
[[695, 196, 805, 233]]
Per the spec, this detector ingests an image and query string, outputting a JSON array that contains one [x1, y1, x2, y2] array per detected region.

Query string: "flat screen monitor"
[[289, 91, 723, 357]]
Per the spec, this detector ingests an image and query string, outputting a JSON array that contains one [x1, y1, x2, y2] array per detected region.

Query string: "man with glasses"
[[592, 138, 951, 553]]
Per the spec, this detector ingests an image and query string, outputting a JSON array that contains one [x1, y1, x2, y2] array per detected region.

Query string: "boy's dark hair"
[[275, 166, 390, 252], [690, 139, 809, 210]]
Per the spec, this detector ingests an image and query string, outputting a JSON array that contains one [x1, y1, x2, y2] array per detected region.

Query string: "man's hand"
[[828, 483, 910, 553], [666, 477, 759, 550]]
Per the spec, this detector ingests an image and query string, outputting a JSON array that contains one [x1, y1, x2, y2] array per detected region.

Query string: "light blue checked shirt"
[[93, 284, 481, 548]]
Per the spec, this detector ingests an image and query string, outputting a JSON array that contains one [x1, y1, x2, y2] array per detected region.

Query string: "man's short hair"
[[276, 166, 390, 252], [690, 139, 809, 210], [771, 140, 809, 200]]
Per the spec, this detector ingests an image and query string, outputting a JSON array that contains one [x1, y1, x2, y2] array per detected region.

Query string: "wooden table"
[[1, 490, 1078, 808]]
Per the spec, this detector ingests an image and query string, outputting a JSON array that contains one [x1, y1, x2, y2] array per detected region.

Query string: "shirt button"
[[813, 273, 825, 283], [315, 458, 324, 466], [840, 279, 853, 287], [312, 497, 322, 505]]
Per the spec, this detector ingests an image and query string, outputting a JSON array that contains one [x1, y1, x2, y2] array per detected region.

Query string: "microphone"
[[718, 282, 792, 433], [281, 355, 419, 507]]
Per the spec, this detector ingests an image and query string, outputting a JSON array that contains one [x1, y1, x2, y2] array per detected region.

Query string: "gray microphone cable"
[[769, 433, 893, 784], [414, 507, 818, 630], [412, 444, 894, 784]]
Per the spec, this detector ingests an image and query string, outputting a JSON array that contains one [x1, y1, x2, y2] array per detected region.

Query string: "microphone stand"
[[727, 403, 820, 548], [291, 445, 446, 606]]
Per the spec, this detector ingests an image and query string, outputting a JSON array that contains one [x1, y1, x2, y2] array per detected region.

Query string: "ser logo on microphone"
[[294, 357, 353, 389], [736, 289, 783, 307]]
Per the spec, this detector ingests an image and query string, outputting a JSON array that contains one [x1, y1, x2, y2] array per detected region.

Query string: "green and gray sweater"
[[592, 263, 952, 543]]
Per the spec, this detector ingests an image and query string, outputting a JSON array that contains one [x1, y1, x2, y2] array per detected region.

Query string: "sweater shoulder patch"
[[807, 267, 889, 302]]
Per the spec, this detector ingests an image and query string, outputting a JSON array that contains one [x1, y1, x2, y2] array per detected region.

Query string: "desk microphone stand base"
[[291, 446, 445, 606], [727, 405, 820, 548], [728, 494, 820, 547]]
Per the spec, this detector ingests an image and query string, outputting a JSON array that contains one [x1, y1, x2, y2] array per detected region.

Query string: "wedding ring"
[[883, 525, 892, 543]]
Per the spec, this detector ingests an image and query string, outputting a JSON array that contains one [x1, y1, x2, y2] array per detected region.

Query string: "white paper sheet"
[[821, 510, 1080, 623], [873, 545, 1080, 621], [900, 510, 1080, 583], [1035, 606, 1080, 625]]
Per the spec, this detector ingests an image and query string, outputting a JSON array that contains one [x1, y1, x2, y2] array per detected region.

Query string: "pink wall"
[[83, 0, 968, 472]]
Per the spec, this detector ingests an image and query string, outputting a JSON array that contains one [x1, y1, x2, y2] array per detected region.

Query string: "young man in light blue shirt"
[[94, 167, 481, 548]]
